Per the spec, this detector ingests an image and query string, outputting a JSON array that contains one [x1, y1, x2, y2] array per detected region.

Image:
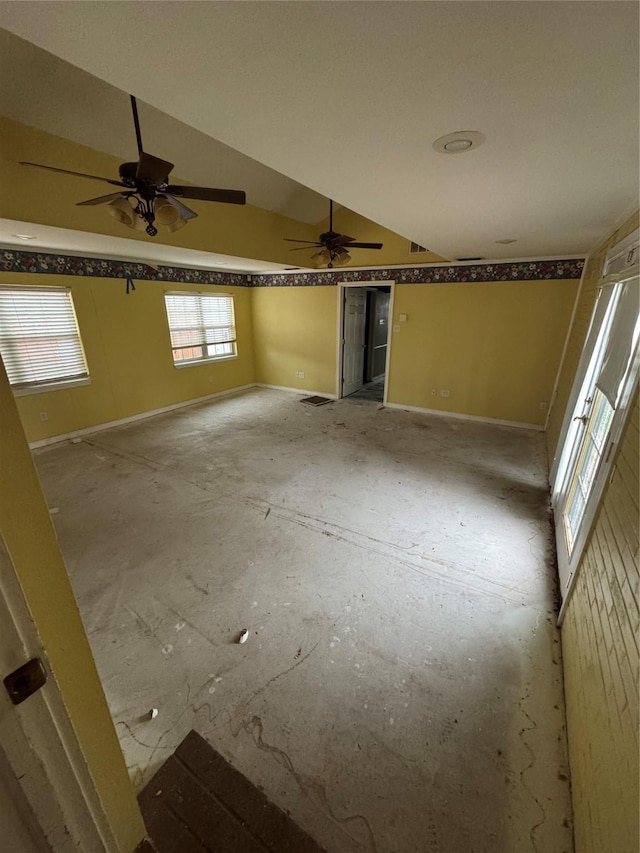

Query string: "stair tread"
[[139, 730, 327, 853]]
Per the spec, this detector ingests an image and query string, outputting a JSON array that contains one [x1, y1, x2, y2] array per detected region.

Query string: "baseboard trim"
[[255, 383, 338, 399], [29, 384, 256, 449], [383, 401, 544, 431]]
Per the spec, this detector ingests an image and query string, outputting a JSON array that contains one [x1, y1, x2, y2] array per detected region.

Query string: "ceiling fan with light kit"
[[284, 200, 383, 268], [20, 96, 246, 237]]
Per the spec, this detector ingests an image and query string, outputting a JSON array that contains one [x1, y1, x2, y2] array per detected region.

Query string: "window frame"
[[163, 290, 238, 368], [0, 285, 90, 396]]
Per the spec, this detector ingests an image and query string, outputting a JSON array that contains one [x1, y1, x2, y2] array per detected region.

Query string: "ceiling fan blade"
[[162, 194, 198, 221], [136, 152, 174, 184], [20, 161, 125, 187], [167, 185, 246, 205], [344, 242, 384, 250], [77, 192, 128, 206], [289, 246, 320, 252], [330, 234, 356, 246], [283, 238, 323, 244]]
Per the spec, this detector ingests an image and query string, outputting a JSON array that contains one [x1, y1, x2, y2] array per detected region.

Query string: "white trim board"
[[28, 384, 255, 449], [255, 383, 338, 399], [383, 401, 544, 431]]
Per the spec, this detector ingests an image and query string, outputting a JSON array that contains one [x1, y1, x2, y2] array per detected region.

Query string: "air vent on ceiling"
[[409, 241, 428, 254]]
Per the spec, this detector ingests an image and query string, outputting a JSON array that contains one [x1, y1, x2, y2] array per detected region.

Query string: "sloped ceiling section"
[[0, 29, 330, 225], [0, 1, 638, 260]]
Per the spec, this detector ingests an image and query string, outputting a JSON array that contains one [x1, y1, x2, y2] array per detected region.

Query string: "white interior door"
[[0, 537, 112, 852], [342, 289, 367, 397]]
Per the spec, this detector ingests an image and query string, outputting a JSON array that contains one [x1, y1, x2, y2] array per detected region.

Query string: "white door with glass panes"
[[342, 289, 367, 397], [552, 232, 639, 602]]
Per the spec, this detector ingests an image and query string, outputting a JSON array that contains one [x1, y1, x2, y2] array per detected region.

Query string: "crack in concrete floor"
[[34, 389, 574, 853]]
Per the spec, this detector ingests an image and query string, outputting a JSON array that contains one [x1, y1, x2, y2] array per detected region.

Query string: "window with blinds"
[[0, 287, 89, 390], [164, 292, 237, 365]]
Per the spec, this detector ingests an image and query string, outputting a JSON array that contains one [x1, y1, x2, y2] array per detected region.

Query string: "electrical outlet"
[[295, 370, 305, 379], [399, 314, 408, 323], [393, 325, 401, 333], [440, 390, 450, 398], [39, 411, 48, 422], [539, 401, 547, 410]]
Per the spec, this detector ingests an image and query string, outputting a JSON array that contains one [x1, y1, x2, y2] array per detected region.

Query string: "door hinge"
[[3, 657, 47, 705]]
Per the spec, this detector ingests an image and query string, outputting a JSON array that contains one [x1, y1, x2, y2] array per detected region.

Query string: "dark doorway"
[[347, 286, 390, 402]]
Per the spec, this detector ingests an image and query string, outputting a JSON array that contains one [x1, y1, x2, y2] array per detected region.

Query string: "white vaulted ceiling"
[[0, 1, 638, 260]]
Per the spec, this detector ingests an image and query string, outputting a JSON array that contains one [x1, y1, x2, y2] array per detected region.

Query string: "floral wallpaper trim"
[[2, 249, 584, 288], [252, 259, 585, 287], [1, 250, 251, 287]]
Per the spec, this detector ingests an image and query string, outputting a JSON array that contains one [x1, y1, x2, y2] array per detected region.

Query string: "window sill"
[[13, 377, 92, 397], [173, 355, 238, 369]]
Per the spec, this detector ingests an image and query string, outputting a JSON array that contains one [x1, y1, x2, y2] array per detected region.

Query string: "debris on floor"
[[149, 708, 159, 720], [238, 628, 249, 644]]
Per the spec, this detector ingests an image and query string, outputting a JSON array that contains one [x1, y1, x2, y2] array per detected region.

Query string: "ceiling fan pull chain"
[[125, 274, 136, 295]]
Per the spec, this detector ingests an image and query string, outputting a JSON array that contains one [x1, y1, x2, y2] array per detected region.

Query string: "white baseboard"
[[383, 400, 544, 431], [29, 384, 541, 449], [255, 383, 338, 399], [29, 384, 256, 449]]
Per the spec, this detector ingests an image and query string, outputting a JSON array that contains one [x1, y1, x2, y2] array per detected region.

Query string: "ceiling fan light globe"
[[167, 216, 187, 233], [334, 252, 351, 267], [107, 196, 138, 229], [312, 248, 331, 267], [154, 196, 180, 226]]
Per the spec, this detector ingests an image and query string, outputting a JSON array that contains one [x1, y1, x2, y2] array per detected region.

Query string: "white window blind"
[[164, 292, 236, 364], [0, 287, 89, 389]]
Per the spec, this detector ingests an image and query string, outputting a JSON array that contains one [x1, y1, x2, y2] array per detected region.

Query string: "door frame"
[[335, 280, 396, 403], [0, 540, 120, 852]]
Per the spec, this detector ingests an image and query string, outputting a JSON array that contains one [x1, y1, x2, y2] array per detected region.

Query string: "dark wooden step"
[[139, 730, 328, 853]]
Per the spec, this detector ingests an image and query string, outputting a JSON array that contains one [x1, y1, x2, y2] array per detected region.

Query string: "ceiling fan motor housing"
[[118, 162, 140, 187]]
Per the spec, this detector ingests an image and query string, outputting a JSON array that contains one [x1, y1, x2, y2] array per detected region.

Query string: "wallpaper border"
[[2, 249, 584, 287]]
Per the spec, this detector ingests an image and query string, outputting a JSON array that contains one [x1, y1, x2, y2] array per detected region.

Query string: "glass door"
[[553, 265, 639, 604]]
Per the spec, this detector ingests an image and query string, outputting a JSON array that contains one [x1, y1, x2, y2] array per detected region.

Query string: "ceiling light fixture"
[[433, 131, 485, 155], [13, 233, 36, 240]]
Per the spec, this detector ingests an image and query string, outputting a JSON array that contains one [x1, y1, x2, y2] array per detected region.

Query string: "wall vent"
[[409, 241, 428, 254]]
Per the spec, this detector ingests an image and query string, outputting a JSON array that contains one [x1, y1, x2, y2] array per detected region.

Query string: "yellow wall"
[[251, 286, 337, 394], [251, 278, 578, 426], [0, 359, 146, 852], [0, 116, 316, 265], [547, 211, 639, 853], [309, 205, 447, 268], [0, 272, 255, 443], [388, 280, 577, 425]]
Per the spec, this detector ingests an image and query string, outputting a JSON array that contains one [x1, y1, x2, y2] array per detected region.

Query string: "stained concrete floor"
[[34, 389, 573, 853]]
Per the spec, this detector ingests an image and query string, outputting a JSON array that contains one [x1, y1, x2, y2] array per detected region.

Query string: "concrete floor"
[[34, 388, 573, 853]]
